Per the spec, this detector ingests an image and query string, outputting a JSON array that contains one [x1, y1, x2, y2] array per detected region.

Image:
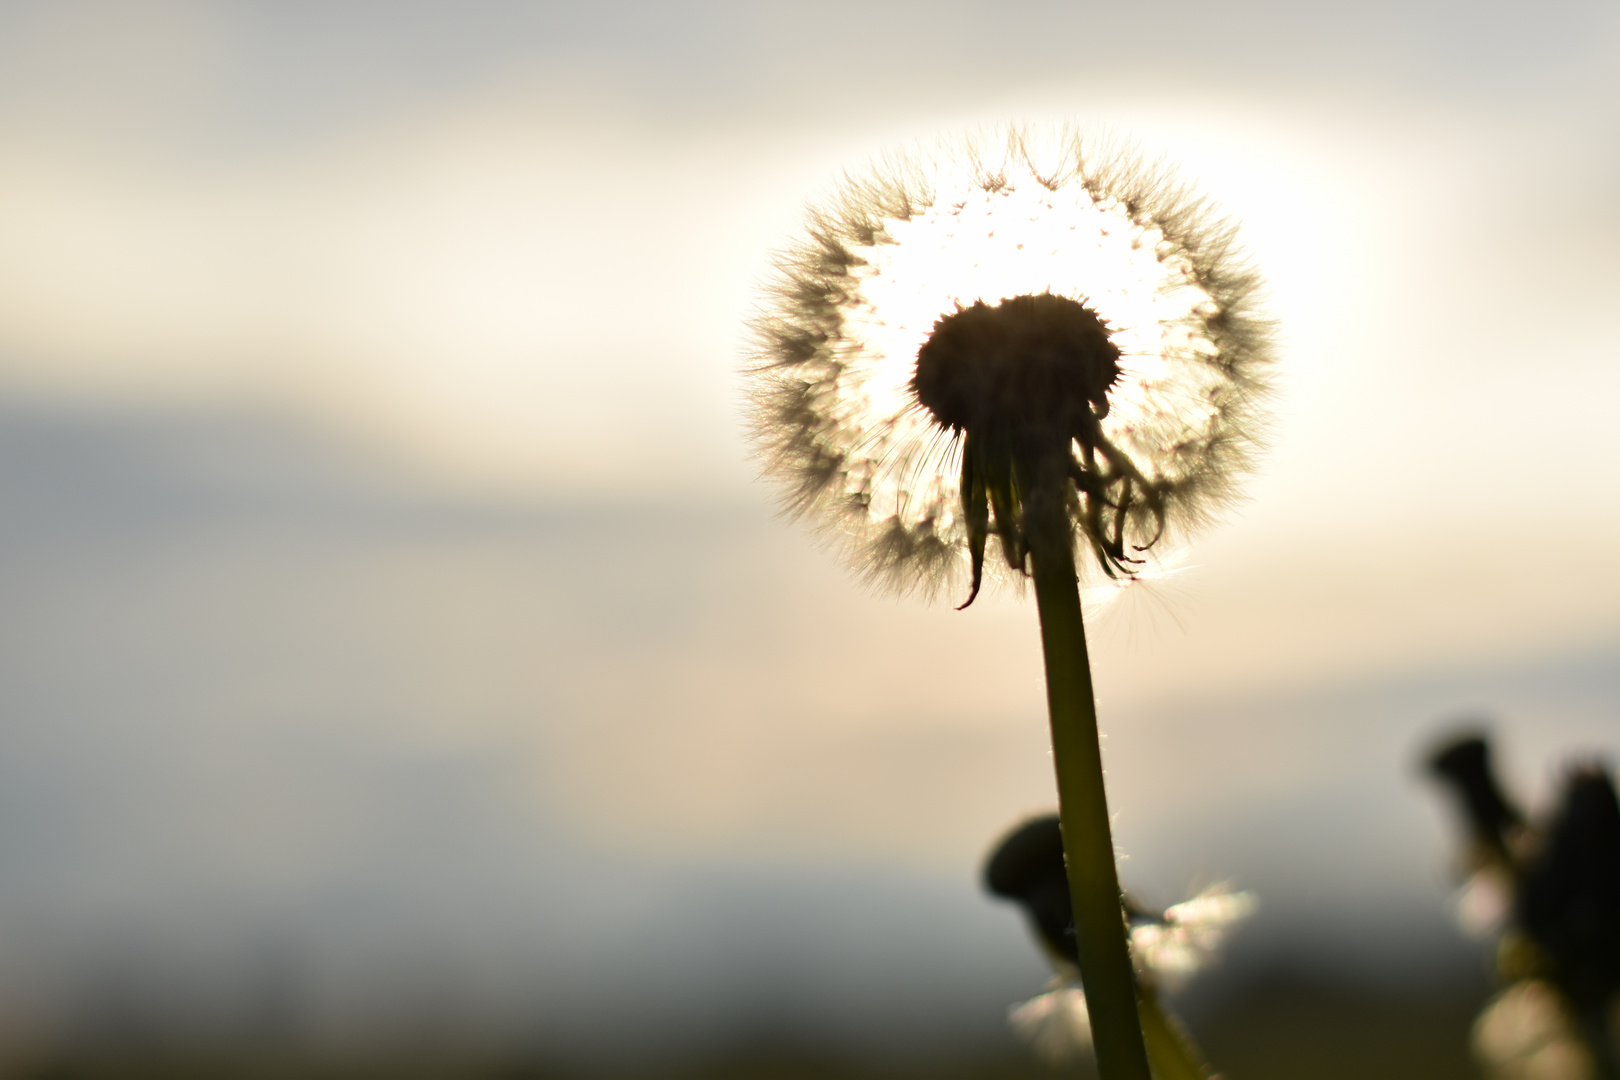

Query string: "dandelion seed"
[[1139, 884, 1258, 991], [1009, 985, 1094, 1065]]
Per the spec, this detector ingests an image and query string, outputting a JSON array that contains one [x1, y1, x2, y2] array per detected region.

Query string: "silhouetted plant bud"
[[1428, 731, 1527, 868], [983, 814, 1253, 1066], [1424, 729, 1620, 1079], [1519, 767, 1620, 1026], [985, 814, 1080, 965]]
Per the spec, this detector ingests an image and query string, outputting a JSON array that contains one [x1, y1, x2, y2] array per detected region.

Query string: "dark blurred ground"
[[5, 963, 1487, 1080], [1195, 969, 1482, 1080]]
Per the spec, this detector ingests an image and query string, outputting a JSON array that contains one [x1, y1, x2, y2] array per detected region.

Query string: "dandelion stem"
[[1030, 522, 1152, 1080], [1140, 986, 1215, 1080]]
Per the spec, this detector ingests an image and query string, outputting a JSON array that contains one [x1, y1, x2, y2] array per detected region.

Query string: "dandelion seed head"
[[746, 126, 1273, 599]]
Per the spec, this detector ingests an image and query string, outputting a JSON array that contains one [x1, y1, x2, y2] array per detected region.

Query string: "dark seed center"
[[912, 293, 1120, 441]]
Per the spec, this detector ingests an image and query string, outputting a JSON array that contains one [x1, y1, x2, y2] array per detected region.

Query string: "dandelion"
[[745, 126, 1273, 1080], [1427, 730, 1620, 1079], [746, 126, 1270, 605], [987, 814, 1254, 1076]]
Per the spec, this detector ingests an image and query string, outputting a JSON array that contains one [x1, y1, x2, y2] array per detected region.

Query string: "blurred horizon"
[[1, 1, 1618, 1075], [1, 396, 1616, 1075]]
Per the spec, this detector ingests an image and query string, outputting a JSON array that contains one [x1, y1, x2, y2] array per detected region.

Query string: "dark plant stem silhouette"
[[1029, 512, 1153, 1080]]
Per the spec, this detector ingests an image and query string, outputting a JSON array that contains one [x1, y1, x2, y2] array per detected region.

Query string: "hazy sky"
[[1, 0, 1616, 486], [0, 0, 1618, 1058], [3, 0, 1619, 679]]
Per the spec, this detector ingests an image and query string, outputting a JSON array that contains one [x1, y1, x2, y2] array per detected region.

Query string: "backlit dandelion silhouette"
[[745, 127, 1274, 1080], [748, 127, 1270, 606]]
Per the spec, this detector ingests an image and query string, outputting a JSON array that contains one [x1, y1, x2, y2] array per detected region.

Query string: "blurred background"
[[1, 1, 1619, 1076]]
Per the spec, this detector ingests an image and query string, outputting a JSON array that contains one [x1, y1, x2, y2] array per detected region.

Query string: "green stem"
[[1029, 534, 1152, 1080], [1575, 1007, 1620, 1080], [1140, 986, 1215, 1080]]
